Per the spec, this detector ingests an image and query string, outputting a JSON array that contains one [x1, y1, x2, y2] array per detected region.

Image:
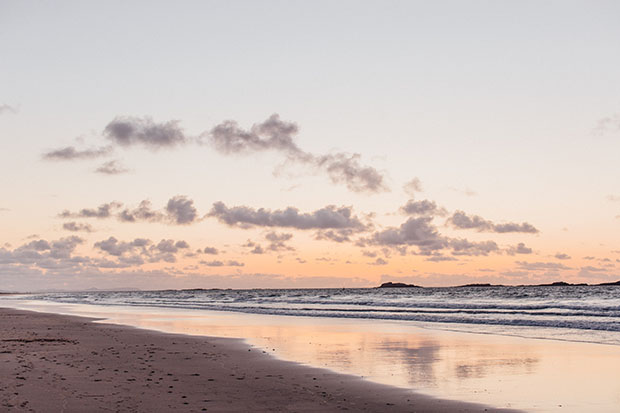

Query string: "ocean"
[[19, 284, 620, 346]]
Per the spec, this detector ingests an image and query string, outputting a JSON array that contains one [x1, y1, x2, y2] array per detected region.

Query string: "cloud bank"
[[207, 114, 388, 193], [448, 211, 539, 234], [208, 202, 366, 230]]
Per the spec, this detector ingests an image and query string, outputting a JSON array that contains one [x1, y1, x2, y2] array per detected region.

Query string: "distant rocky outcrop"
[[597, 280, 620, 286], [377, 282, 422, 288]]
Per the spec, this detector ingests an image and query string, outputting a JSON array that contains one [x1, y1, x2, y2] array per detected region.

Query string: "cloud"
[[62, 222, 94, 233], [95, 160, 130, 175], [118, 200, 165, 223], [201, 260, 245, 267], [403, 178, 422, 197], [448, 211, 539, 234], [209, 114, 301, 155], [516, 261, 571, 271], [0, 104, 17, 115], [580, 265, 606, 272], [314, 228, 358, 243], [208, 202, 366, 231], [426, 255, 458, 262], [57, 113, 385, 193], [400, 199, 445, 216], [506, 242, 533, 255], [264, 232, 294, 252], [313, 153, 387, 193], [94, 237, 149, 257], [242, 240, 265, 255], [370, 216, 448, 253], [104, 116, 187, 150], [202, 247, 219, 255], [370, 257, 388, 265], [207, 114, 388, 193], [42, 146, 113, 161], [593, 114, 620, 135], [554, 253, 571, 260], [166, 196, 198, 225], [94, 237, 190, 264], [62, 197, 199, 226], [0, 236, 85, 268], [449, 239, 499, 256], [59, 202, 122, 219]]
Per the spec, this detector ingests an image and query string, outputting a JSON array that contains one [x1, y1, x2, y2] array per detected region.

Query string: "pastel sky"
[[1, 0, 619, 291]]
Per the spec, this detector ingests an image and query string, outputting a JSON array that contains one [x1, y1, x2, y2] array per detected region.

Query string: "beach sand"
[[0, 308, 515, 412]]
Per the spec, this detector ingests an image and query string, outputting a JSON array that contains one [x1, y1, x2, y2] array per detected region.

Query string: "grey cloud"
[[400, 199, 444, 216], [313, 153, 387, 193], [362, 250, 377, 258], [208, 202, 366, 231], [227, 260, 244, 267], [62, 222, 94, 233], [202, 247, 219, 255], [580, 265, 606, 272], [166, 196, 198, 225], [314, 228, 357, 243], [264, 232, 294, 252], [208, 114, 387, 193], [94, 237, 149, 257], [43, 146, 113, 161], [94, 237, 190, 265], [449, 239, 499, 256], [493, 222, 539, 234], [449, 211, 489, 230], [554, 253, 571, 260], [118, 200, 165, 223], [250, 245, 265, 254], [104, 116, 186, 150], [448, 211, 539, 234], [0, 236, 85, 268], [95, 160, 130, 175], [201, 260, 245, 267], [506, 243, 533, 255], [426, 255, 458, 262], [516, 261, 571, 271], [370, 258, 388, 266], [0, 104, 17, 115], [153, 239, 188, 254], [370, 217, 448, 253], [403, 178, 422, 197], [242, 240, 265, 255], [209, 114, 301, 155], [62, 197, 197, 225], [22, 240, 51, 251], [59, 202, 122, 219]]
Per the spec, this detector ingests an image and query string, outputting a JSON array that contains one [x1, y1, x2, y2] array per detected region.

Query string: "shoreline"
[[0, 307, 515, 412]]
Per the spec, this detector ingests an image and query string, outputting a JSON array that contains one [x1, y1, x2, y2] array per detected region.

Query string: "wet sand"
[[0, 308, 515, 412]]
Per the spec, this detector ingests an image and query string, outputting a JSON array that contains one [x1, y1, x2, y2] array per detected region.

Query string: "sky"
[[1, 0, 619, 291]]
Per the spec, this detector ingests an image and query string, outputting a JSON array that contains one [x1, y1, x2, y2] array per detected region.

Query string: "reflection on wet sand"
[[6, 300, 620, 412]]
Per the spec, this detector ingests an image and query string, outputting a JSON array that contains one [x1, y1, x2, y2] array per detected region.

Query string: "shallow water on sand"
[[4, 298, 620, 412]]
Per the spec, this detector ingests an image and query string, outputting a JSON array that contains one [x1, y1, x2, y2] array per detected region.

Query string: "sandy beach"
[[0, 308, 514, 412]]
